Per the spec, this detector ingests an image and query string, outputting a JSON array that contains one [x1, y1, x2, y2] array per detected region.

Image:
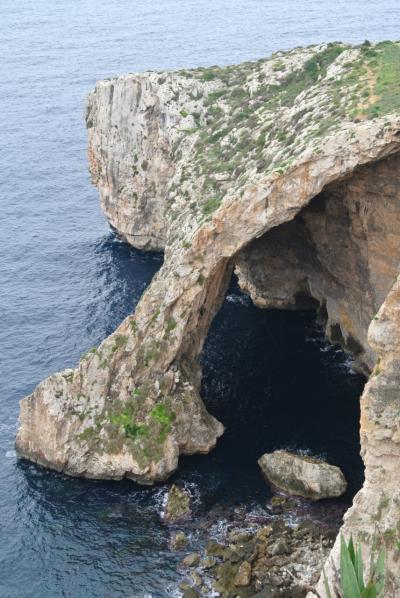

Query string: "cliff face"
[[86, 72, 212, 250], [236, 153, 400, 374], [17, 42, 400, 594]]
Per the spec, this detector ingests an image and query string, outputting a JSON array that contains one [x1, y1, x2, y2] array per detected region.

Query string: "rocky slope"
[[17, 42, 400, 594]]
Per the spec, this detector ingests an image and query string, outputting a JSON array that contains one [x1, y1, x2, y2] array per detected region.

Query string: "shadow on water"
[[176, 277, 365, 509]]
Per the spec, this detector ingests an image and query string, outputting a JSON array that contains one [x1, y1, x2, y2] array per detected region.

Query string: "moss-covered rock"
[[164, 484, 192, 523]]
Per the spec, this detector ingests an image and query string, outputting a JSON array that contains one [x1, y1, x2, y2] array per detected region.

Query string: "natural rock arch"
[[17, 43, 400, 594]]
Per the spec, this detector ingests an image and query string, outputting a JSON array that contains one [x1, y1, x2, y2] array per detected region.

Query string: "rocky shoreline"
[[165, 489, 345, 597]]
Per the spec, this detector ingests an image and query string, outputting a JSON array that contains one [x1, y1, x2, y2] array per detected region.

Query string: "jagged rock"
[[170, 531, 188, 550], [234, 561, 252, 586], [206, 540, 226, 558], [181, 553, 200, 568], [179, 583, 199, 598], [15, 41, 400, 594], [258, 450, 347, 500], [269, 538, 289, 556], [255, 526, 273, 542], [227, 530, 253, 544], [181, 517, 332, 597], [164, 484, 191, 523], [189, 571, 203, 587], [200, 556, 216, 569], [267, 495, 296, 513]]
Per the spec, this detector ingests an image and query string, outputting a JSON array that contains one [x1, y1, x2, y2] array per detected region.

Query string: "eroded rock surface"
[[258, 450, 347, 500], [236, 152, 400, 374], [16, 41, 400, 595], [179, 519, 334, 597], [164, 484, 192, 523]]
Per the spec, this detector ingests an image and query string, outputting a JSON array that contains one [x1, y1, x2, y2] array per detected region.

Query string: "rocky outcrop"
[[164, 484, 192, 523], [16, 41, 400, 594], [179, 519, 335, 596], [258, 450, 347, 500]]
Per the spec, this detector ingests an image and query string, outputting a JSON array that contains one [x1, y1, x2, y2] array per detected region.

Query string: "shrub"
[[110, 412, 149, 440], [203, 197, 220, 215], [150, 404, 175, 425], [112, 334, 128, 352], [166, 317, 177, 332], [150, 403, 176, 442], [273, 61, 285, 71], [81, 347, 97, 360]]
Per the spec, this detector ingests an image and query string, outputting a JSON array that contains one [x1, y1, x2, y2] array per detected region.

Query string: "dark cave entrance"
[[177, 153, 400, 510], [178, 275, 365, 510]]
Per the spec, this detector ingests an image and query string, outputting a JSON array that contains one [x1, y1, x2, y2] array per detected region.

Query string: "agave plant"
[[323, 535, 385, 598]]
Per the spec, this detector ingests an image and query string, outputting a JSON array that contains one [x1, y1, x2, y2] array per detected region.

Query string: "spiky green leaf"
[[361, 583, 377, 598], [348, 536, 356, 566], [355, 542, 365, 591], [340, 535, 362, 598]]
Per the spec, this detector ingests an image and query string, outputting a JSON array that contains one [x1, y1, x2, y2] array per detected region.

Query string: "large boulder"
[[258, 450, 347, 500], [164, 484, 192, 523]]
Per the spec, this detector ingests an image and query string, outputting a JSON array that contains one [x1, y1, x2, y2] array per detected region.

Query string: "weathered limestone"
[[314, 274, 400, 596], [258, 450, 347, 500], [170, 531, 188, 550], [184, 519, 334, 596], [16, 41, 400, 595], [164, 484, 192, 523], [236, 153, 400, 374]]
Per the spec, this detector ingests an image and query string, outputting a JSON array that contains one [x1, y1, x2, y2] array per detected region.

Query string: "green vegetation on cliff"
[[171, 41, 400, 220]]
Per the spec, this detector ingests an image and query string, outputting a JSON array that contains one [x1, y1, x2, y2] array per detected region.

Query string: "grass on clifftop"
[[364, 41, 400, 118], [171, 41, 400, 222]]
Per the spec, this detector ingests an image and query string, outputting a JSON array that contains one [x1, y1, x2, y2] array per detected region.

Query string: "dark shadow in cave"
[[177, 276, 365, 511]]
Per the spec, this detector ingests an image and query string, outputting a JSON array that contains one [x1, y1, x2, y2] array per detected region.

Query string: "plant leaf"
[[340, 535, 362, 598], [361, 582, 377, 598], [348, 536, 356, 567], [322, 566, 334, 598], [355, 542, 365, 591]]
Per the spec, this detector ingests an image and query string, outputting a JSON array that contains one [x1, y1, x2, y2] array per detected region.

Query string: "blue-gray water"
[[1, 1, 399, 596]]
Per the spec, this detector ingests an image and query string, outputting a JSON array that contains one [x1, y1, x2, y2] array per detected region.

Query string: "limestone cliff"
[[17, 42, 400, 594]]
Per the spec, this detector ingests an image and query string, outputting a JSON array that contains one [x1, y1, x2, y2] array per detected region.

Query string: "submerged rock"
[[170, 531, 188, 550], [234, 561, 251, 587], [181, 553, 200, 568], [179, 583, 199, 598], [164, 484, 192, 523], [258, 450, 347, 500], [267, 494, 297, 513]]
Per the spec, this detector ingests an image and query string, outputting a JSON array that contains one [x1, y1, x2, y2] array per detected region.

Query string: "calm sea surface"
[[1, 1, 399, 596]]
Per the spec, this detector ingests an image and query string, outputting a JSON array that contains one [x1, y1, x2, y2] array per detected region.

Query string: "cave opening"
[[177, 275, 365, 515], [176, 153, 400, 511]]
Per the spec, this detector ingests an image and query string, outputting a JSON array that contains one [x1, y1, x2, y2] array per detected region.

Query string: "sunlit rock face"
[[16, 41, 400, 595], [258, 450, 347, 500]]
